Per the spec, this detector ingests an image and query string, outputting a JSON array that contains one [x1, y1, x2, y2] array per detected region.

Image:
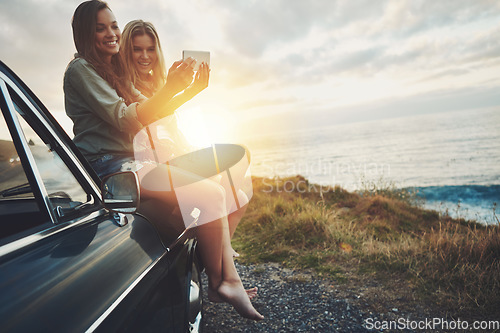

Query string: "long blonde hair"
[[122, 20, 167, 97]]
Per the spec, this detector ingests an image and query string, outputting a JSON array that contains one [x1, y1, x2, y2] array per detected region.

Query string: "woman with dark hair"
[[64, 0, 263, 321]]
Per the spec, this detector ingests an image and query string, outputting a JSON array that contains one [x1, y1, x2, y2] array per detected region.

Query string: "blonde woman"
[[121, 19, 250, 256], [122, 20, 165, 97], [122, 20, 207, 106]]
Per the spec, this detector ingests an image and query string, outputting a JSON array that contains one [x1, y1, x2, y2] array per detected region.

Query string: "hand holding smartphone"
[[183, 50, 210, 71]]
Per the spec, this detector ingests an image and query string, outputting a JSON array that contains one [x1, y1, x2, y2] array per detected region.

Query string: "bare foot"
[[217, 280, 264, 320], [208, 287, 223, 303], [208, 286, 258, 302], [232, 248, 240, 258], [246, 286, 258, 300]]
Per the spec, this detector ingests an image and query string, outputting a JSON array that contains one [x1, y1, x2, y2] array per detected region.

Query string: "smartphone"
[[182, 50, 210, 71]]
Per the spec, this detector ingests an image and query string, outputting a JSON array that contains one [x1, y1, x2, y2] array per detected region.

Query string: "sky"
[[1, 0, 500, 143]]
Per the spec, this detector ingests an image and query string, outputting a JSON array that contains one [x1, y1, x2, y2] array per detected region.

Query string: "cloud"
[[217, 0, 386, 57], [1, 0, 500, 135], [364, 0, 500, 38], [297, 84, 500, 128], [0, 1, 79, 109], [416, 68, 471, 83], [237, 97, 299, 111], [272, 8, 500, 89]]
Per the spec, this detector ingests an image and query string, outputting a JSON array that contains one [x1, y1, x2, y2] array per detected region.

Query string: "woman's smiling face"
[[131, 34, 157, 79], [95, 8, 120, 63]]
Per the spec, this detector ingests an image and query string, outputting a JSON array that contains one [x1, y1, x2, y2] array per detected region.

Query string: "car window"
[[0, 111, 45, 238], [0, 75, 96, 239], [0, 114, 30, 198], [11, 100, 92, 223]]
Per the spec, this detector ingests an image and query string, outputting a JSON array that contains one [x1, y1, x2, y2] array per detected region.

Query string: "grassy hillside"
[[233, 176, 500, 318]]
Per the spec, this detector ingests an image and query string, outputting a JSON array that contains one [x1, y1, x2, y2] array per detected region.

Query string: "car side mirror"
[[101, 171, 140, 213]]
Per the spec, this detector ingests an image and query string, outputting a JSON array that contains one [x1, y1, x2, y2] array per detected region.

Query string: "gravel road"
[[200, 262, 416, 332]]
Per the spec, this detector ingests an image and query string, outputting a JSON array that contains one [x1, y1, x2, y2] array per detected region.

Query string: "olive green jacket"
[[64, 57, 146, 160]]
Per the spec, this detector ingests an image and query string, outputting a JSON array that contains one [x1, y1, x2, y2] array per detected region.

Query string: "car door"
[[0, 62, 193, 332]]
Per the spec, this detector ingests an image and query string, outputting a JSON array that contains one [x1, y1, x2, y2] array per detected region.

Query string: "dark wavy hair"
[[71, 0, 135, 104]]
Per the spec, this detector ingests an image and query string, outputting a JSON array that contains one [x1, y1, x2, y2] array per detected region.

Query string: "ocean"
[[244, 108, 500, 225]]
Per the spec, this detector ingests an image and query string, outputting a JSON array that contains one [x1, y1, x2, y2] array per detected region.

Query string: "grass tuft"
[[234, 176, 500, 318]]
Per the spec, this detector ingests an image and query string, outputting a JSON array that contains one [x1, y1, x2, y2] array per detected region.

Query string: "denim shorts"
[[89, 154, 135, 178]]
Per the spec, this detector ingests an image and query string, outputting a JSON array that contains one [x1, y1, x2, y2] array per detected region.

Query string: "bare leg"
[[227, 203, 249, 257], [195, 220, 223, 292], [196, 217, 263, 320], [140, 165, 262, 320], [215, 216, 264, 320], [228, 203, 248, 238]]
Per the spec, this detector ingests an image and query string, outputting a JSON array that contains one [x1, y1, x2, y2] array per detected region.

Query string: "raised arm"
[[136, 59, 195, 125], [137, 61, 210, 126], [169, 61, 210, 111]]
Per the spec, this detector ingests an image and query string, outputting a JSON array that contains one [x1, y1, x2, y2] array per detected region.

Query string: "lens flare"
[[176, 106, 235, 148]]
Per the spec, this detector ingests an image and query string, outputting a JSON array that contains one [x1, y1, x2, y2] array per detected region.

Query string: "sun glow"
[[176, 106, 235, 148]]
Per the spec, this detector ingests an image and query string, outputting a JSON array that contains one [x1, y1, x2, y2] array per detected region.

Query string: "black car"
[[0, 60, 203, 332]]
